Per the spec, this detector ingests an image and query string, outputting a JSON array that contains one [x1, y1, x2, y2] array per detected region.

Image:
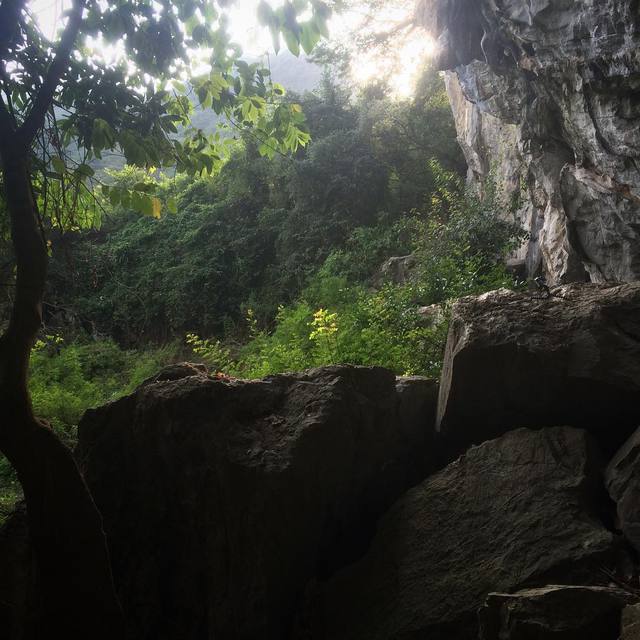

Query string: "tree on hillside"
[[0, 0, 329, 635]]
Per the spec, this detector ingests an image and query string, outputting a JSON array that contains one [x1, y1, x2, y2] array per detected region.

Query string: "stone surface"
[[606, 427, 640, 553], [298, 427, 619, 640], [140, 361, 208, 385], [417, 0, 640, 284], [436, 283, 640, 455], [478, 585, 636, 640], [375, 254, 417, 286], [622, 603, 640, 639], [416, 303, 445, 326], [74, 365, 437, 640]]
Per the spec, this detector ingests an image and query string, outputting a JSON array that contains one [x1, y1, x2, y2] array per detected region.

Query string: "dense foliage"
[[0, 69, 526, 519], [41, 69, 525, 381], [45, 71, 467, 339]]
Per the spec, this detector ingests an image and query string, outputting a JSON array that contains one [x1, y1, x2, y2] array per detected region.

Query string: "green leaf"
[[313, 13, 329, 38], [166, 197, 178, 214], [132, 192, 154, 217], [257, 0, 272, 25], [76, 164, 95, 178], [108, 188, 121, 207], [52, 157, 66, 174], [270, 26, 281, 54], [300, 22, 321, 54], [283, 29, 300, 56]]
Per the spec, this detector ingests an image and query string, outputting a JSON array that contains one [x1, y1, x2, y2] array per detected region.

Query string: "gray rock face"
[[298, 427, 618, 640], [606, 427, 640, 553], [74, 365, 437, 640], [417, 0, 640, 284], [375, 255, 418, 286], [437, 283, 640, 455], [622, 603, 640, 639], [478, 585, 636, 640]]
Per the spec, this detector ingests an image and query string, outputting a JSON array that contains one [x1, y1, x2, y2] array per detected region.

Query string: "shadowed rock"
[[298, 427, 620, 640], [606, 426, 640, 554], [622, 603, 640, 639], [478, 585, 636, 640], [437, 283, 640, 456], [75, 365, 437, 640]]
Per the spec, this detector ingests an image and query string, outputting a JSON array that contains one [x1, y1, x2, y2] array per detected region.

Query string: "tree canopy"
[[0, 0, 333, 228]]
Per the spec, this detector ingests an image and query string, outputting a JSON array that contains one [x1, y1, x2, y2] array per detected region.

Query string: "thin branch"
[[18, 0, 86, 145]]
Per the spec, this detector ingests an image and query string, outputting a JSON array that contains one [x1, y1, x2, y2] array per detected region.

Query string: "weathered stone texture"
[[478, 585, 635, 640], [418, 0, 640, 284], [298, 427, 618, 640], [75, 365, 437, 640], [436, 283, 640, 454], [606, 426, 640, 554]]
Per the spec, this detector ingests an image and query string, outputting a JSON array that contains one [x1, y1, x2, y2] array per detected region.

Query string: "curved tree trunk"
[[0, 149, 124, 638]]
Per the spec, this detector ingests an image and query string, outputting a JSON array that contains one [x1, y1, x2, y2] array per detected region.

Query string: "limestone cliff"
[[417, 0, 640, 284]]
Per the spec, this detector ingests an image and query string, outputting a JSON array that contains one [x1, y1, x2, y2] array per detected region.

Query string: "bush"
[[29, 336, 178, 437], [185, 164, 525, 380]]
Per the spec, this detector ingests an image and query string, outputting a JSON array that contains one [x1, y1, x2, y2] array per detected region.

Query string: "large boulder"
[[478, 585, 636, 640], [437, 283, 640, 455], [298, 427, 621, 640], [75, 365, 437, 640], [606, 426, 640, 553]]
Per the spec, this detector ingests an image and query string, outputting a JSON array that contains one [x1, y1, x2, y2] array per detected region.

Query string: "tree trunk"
[[0, 148, 124, 638]]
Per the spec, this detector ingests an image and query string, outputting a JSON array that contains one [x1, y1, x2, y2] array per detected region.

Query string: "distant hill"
[[266, 51, 323, 94]]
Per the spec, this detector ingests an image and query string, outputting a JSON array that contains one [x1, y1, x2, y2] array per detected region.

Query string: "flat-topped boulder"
[[75, 365, 437, 640], [437, 283, 640, 455]]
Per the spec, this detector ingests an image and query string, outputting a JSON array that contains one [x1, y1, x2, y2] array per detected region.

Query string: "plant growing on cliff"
[[0, 0, 327, 634]]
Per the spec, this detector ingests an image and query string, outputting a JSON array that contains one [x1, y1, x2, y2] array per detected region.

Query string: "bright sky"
[[31, 0, 435, 97]]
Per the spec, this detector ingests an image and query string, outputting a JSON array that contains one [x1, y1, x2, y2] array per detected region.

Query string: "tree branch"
[[0, 96, 16, 139], [18, 0, 86, 145]]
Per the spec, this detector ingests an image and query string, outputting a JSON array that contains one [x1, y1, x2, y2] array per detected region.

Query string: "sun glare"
[[31, 0, 436, 98], [351, 33, 437, 98]]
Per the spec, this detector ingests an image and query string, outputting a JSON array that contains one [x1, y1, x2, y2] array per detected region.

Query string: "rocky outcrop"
[[297, 427, 621, 640], [606, 427, 640, 554], [7, 284, 640, 639], [478, 585, 635, 640], [74, 365, 437, 640], [375, 255, 418, 286], [436, 282, 640, 455], [417, 0, 640, 284]]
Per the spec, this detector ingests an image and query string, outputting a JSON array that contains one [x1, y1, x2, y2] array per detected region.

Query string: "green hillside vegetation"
[[0, 70, 526, 522]]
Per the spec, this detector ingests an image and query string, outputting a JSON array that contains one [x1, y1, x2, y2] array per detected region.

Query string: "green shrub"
[[29, 336, 178, 436]]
